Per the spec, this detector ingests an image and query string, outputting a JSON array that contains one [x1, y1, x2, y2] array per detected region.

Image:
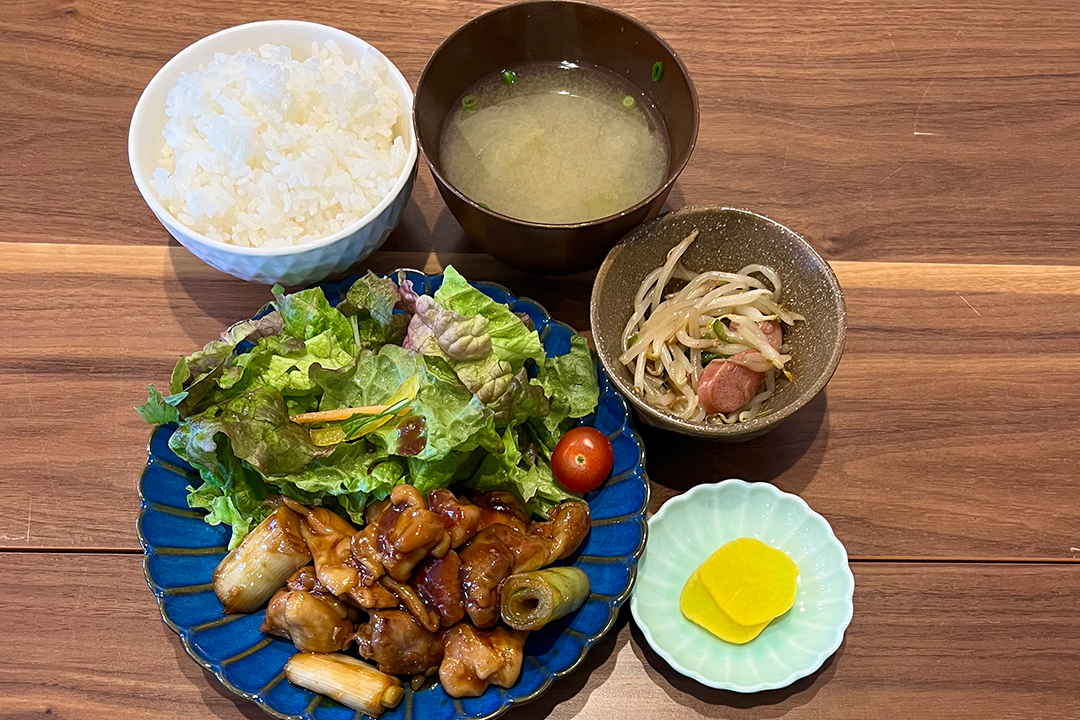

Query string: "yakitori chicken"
[[456, 497, 591, 628], [439, 624, 527, 698], [411, 551, 465, 628], [222, 487, 594, 702], [381, 576, 440, 633], [458, 526, 517, 627], [284, 498, 397, 609], [427, 488, 482, 548], [370, 485, 451, 581], [282, 499, 360, 597], [487, 523, 551, 573], [261, 566, 358, 652], [355, 609, 445, 676], [471, 491, 530, 534], [528, 501, 591, 563]]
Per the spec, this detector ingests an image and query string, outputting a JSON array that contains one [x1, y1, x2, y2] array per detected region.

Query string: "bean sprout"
[[618, 230, 805, 422]]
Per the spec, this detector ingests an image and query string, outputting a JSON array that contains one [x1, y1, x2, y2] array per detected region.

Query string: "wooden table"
[[3, 0, 1080, 717]]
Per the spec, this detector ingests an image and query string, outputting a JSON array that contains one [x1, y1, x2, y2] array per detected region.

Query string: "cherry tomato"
[[551, 426, 614, 494]]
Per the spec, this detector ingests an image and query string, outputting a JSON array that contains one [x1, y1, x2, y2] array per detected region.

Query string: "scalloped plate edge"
[[136, 269, 651, 720], [630, 479, 853, 693]]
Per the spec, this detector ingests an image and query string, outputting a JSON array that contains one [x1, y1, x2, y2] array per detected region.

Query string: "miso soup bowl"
[[415, 0, 698, 275]]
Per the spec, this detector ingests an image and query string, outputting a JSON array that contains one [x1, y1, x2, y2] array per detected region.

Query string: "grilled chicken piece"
[[282, 499, 360, 597], [456, 498, 593, 627], [283, 499, 396, 609], [371, 485, 452, 581], [458, 526, 517, 627], [381, 576, 440, 633], [439, 624, 527, 698], [285, 565, 327, 593], [365, 497, 392, 525], [487, 524, 550, 574], [350, 525, 384, 580], [529, 501, 591, 563], [261, 586, 357, 652], [428, 489, 482, 548], [348, 580, 400, 610], [471, 492, 530, 534], [346, 525, 398, 609], [355, 610, 445, 676], [411, 551, 465, 628]]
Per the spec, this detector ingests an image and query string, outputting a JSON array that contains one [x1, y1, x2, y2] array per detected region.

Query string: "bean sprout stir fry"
[[618, 230, 805, 424]]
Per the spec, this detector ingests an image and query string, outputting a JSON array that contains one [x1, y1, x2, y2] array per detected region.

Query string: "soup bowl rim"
[[413, 0, 700, 229]]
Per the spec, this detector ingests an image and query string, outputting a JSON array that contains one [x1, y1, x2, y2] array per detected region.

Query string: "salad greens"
[[137, 267, 600, 548]]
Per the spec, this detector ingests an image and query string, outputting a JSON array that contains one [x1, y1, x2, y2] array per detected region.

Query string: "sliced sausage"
[[697, 351, 765, 415], [758, 320, 783, 351]]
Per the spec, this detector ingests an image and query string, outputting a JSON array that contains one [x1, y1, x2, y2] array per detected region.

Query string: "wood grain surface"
[[3, 555, 1079, 719], [2, 0, 1080, 264], [3, 245, 1080, 558], [2, 0, 1080, 717]]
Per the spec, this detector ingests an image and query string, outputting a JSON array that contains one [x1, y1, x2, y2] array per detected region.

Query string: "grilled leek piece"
[[284, 652, 403, 717], [499, 567, 590, 631], [212, 505, 311, 614]]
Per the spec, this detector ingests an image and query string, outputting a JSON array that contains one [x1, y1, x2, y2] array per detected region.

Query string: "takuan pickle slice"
[[698, 537, 799, 626], [679, 569, 769, 644]]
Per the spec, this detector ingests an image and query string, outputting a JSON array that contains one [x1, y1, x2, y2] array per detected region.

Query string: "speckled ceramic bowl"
[[631, 479, 854, 692], [591, 206, 846, 441]]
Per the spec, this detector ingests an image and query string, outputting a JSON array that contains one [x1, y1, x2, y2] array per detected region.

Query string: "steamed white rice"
[[152, 41, 407, 248]]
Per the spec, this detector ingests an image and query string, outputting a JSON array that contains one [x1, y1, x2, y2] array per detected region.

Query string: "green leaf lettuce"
[[140, 269, 597, 547], [135, 384, 188, 425], [434, 266, 544, 365]]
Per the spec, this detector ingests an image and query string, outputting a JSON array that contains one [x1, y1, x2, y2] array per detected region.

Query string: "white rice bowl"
[[152, 40, 407, 248]]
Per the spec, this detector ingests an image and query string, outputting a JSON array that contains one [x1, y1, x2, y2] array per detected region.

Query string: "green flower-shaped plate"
[[631, 479, 854, 692]]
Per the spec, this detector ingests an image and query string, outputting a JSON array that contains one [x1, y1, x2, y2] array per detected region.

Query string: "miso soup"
[[439, 61, 669, 224]]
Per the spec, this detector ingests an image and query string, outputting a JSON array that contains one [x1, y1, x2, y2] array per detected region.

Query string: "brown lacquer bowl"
[[414, 0, 698, 275], [591, 206, 847, 441]]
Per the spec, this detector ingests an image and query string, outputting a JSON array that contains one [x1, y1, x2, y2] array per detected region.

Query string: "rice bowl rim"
[[128, 20, 418, 257]]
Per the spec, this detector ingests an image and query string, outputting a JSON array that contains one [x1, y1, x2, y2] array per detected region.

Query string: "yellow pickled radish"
[[679, 569, 769, 644], [697, 537, 799, 626]]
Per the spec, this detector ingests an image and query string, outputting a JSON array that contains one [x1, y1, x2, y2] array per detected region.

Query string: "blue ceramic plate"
[[138, 270, 649, 720]]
